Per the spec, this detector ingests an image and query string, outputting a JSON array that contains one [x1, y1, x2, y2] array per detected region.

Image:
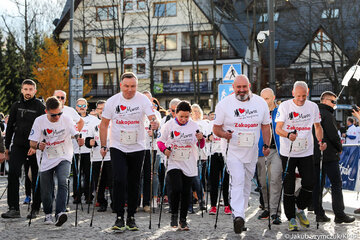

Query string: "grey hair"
[[142, 90, 152, 97], [54, 90, 67, 97], [169, 98, 181, 108], [76, 98, 87, 105], [260, 88, 274, 96], [293, 81, 308, 92]]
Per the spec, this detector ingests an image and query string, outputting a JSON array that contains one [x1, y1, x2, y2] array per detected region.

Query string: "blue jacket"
[[258, 107, 280, 157]]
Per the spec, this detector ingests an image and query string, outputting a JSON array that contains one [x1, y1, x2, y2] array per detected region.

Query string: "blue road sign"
[[222, 64, 242, 83], [218, 84, 234, 101]]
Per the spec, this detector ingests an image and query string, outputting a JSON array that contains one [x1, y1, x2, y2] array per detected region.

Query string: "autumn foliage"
[[32, 37, 91, 103]]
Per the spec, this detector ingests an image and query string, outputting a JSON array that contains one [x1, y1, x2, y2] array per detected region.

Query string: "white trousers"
[[227, 151, 257, 219]]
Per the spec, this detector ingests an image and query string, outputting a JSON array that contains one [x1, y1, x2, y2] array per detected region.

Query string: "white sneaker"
[[55, 212, 67, 227], [44, 214, 54, 225]]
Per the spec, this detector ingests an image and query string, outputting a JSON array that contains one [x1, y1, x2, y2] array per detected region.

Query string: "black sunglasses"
[[56, 96, 65, 100], [326, 99, 337, 104], [50, 112, 63, 117]]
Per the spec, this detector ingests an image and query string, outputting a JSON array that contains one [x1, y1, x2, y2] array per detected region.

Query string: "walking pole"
[[29, 139, 45, 227], [264, 155, 271, 230], [87, 159, 93, 214], [196, 130, 204, 218], [215, 130, 231, 229], [317, 149, 324, 229], [0, 184, 7, 200], [158, 147, 171, 228], [90, 155, 105, 227], [75, 134, 82, 227], [275, 130, 296, 218], [206, 134, 212, 213], [149, 117, 155, 229]]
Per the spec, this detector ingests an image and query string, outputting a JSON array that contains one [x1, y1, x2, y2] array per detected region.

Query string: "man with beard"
[[1, 79, 45, 219], [213, 75, 271, 234]]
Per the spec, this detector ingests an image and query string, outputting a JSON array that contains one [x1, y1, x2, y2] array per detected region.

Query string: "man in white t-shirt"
[[275, 81, 326, 231], [100, 72, 159, 232], [213, 75, 271, 234], [29, 96, 84, 227]]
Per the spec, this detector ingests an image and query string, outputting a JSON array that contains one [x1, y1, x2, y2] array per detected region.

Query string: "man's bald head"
[[260, 88, 276, 109], [233, 75, 251, 102], [234, 75, 250, 86]]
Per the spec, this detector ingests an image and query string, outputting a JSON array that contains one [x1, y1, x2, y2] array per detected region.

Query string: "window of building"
[[84, 73, 98, 88], [137, 0, 146, 10], [104, 72, 113, 89], [258, 12, 279, 22], [124, 64, 133, 72], [79, 40, 88, 55], [321, 9, 339, 19], [191, 69, 208, 82], [137, 47, 146, 58], [173, 70, 184, 83], [201, 34, 215, 49], [274, 40, 279, 50], [137, 64, 146, 74], [155, 34, 177, 51], [96, 38, 116, 54], [123, 1, 133, 11], [124, 48, 133, 59], [161, 70, 170, 83], [96, 6, 118, 21], [154, 1, 176, 17], [312, 29, 332, 52]]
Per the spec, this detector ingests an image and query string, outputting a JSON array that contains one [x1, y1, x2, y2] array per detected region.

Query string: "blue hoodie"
[[258, 107, 280, 157]]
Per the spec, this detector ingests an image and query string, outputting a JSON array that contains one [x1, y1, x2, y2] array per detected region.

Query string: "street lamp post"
[[268, 0, 276, 94]]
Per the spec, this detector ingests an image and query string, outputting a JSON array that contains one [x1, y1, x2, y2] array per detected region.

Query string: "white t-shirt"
[[158, 118, 200, 177], [74, 114, 99, 154], [213, 94, 270, 163], [63, 105, 81, 125], [29, 114, 77, 172], [144, 110, 161, 150], [102, 91, 154, 153], [86, 118, 111, 162], [208, 121, 223, 154], [346, 125, 358, 144], [275, 99, 321, 157], [193, 119, 209, 159]]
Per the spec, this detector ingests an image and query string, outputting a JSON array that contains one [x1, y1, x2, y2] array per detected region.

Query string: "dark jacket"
[[5, 94, 45, 149], [313, 103, 342, 164]]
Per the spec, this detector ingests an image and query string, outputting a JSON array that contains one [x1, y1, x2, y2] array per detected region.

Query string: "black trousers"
[[24, 159, 32, 197], [281, 155, 314, 220], [210, 153, 229, 207], [138, 150, 151, 207], [168, 169, 193, 220], [313, 161, 346, 217], [110, 148, 144, 218], [92, 160, 113, 206], [7, 145, 41, 211], [72, 153, 92, 200]]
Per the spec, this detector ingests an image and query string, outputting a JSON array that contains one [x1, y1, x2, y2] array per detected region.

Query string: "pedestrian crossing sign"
[[222, 64, 241, 83]]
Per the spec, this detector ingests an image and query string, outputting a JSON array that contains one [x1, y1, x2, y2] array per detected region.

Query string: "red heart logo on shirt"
[[174, 131, 180, 137], [46, 129, 53, 134], [239, 108, 245, 114], [120, 105, 126, 111], [293, 112, 299, 117]]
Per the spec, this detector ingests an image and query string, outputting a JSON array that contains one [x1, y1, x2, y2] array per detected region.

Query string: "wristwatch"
[[101, 146, 107, 151]]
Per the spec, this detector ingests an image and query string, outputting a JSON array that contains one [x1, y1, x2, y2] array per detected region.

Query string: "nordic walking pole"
[[149, 117, 155, 229], [158, 147, 171, 228], [90, 155, 105, 227], [317, 149, 324, 229], [275, 130, 297, 218], [206, 133, 213, 213], [196, 130, 204, 218], [215, 130, 232, 229], [75, 134, 82, 227], [87, 159, 93, 214], [0, 185, 7, 200], [29, 139, 46, 227], [264, 155, 271, 230]]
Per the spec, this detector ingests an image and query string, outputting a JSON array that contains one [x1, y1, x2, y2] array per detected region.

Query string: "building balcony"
[[181, 46, 239, 62], [85, 84, 119, 98], [74, 54, 92, 66], [153, 81, 213, 95]]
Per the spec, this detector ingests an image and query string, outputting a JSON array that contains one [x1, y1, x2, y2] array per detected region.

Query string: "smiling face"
[[233, 76, 251, 101], [292, 86, 308, 106], [76, 100, 87, 116], [176, 110, 190, 125]]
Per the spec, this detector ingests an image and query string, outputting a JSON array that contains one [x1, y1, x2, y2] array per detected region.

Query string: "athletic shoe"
[[224, 206, 232, 215], [27, 210, 39, 219], [209, 206, 217, 215], [73, 197, 81, 204], [55, 212, 67, 227], [44, 214, 54, 225], [170, 214, 178, 228], [23, 196, 31, 204], [334, 215, 355, 224], [271, 214, 282, 225], [199, 201, 206, 210], [112, 218, 125, 232], [179, 218, 189, 231], [233, 217, 245, 234], [188, 205, 195, 214], [296, 210, 310, 228], [316, 214, 330, 222], [288, 218, 299, 231], [1, 208, 21, 218], [354, 208, 360, 214], [143, 205, 151, 213], [258, 210, 269, 220], [126, 217, 139, 231], [95, 202, 100, 207]]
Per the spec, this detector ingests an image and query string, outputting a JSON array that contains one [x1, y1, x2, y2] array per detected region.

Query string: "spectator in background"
[[342, 117, 358, 144]]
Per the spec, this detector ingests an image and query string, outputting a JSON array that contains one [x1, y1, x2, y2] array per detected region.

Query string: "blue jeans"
[[40, 160, 71, 215]]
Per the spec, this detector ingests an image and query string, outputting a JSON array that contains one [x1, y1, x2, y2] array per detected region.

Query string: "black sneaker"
[[55, 212, 68, 227], [126, 216, 139, 231], [73, 197, 81, 204], [271, 214, 282, 225], [170, 214, 178, 228], [111, 218, 125, 232], [179, 218, 189, 231], [199, 201, 206, 211], [316, 214, 331, 222], [258, 210, 269, 220], [233, 217, 245, 234], [334, 215, 355, 224], [1, 208, 21, 218], [26, 210, 39, 219]]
